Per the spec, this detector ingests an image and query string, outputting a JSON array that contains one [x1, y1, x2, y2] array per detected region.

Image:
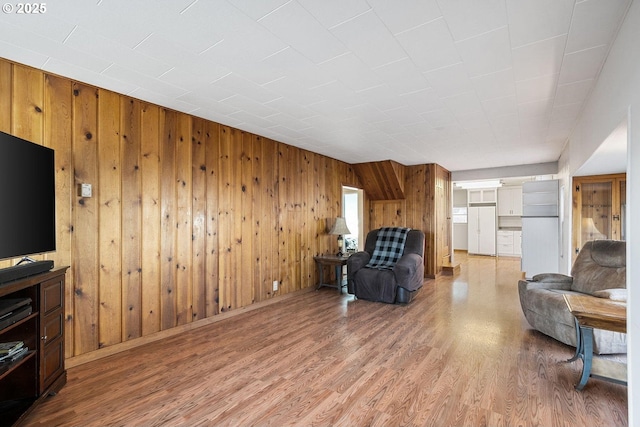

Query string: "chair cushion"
[[365, 227, 410, 270], [591, 239, 626, 268], [571, 240, 626, 295]]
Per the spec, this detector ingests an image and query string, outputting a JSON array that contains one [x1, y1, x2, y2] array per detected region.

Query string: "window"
[[452, 207, 468, 224]]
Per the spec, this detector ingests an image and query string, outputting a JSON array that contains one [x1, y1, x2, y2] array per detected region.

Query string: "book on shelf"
[[0, 346, 28, 363], [0, 340, 24, 355]]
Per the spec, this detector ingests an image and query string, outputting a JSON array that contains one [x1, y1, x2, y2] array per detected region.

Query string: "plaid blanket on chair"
[[365, 227, 411, 270]]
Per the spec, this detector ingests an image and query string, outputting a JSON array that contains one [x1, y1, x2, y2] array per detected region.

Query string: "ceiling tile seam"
[[564, 43, 609, 57], [391, 15, 446, 37], [513, 71, 560, 85], [325, 7, 374, 31], [61, 25, 78, 44], [99, 62, 115, 75], [510, 33, 568, 51], [179, 0, 199, 15], [452, 24, 508, 44], [132, 33, 154, 50], [469, 66, 513, 81], [255, 0, 294, 22], [40, 56, 52, 71], [420, 60, 465, 75], [197, 38, 225, 56]]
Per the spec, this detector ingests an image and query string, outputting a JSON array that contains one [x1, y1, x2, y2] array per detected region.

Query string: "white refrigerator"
[[521, 180, 560, 279]]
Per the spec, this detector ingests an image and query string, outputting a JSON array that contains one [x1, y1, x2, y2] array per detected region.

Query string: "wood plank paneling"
[[259, 138, 280, 299], [0, 61, 11, 134], [44, 74, 74, 356], [140, 103, 161, 335], [251, 135, 263, 303], [353, 160, 405, 200], [160, 109, 177, 330], [71, 82, 99, 355], [11, 64, 43, 142], [204, 121, 219, 316], [370, 200, 406, 229], [121, 98, 143, 341], [97, 89, 122, 347], [241, 132, 254, 305], [191, 118, 207, 321], [174, 114, 192, 325], [217, 126, 232, 313], [1, 58, 370, 363]]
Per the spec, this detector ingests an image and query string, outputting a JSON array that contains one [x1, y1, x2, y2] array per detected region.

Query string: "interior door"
[[572, 173, 626, 261]]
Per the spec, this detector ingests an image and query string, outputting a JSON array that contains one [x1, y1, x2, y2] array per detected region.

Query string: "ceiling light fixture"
[[455, 180, 503, 189]]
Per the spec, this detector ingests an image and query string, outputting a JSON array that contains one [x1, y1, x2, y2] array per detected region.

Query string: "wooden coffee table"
[[563, 293, 627, 390]]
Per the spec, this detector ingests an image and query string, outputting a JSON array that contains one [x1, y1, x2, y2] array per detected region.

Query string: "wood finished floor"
[[22, 254, 627, 427]]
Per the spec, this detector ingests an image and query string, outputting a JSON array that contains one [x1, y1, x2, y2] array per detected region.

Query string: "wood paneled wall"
[[369, 163, 452, 278], [353, 160, 405, 200], [0, 59, 360, 359]]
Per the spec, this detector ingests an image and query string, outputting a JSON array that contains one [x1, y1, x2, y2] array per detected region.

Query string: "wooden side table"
[[313, 255, 349, 293], [563, 294, 627, 390]]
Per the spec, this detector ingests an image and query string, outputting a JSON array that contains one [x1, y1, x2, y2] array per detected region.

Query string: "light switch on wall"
[[79, 183, 92, 197]]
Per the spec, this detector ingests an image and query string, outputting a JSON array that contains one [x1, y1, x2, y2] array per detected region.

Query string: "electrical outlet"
[[272, 280, 279, 291]]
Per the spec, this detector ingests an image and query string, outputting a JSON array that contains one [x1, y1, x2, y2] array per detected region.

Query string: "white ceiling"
[[0, 0, 631, 171]]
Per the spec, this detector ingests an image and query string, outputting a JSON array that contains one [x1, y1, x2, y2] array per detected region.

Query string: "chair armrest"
[[347, 252, 370, 278], [518, 275, 573, 293], [393, 253, 423, 290], [531, 273, 573, 283]]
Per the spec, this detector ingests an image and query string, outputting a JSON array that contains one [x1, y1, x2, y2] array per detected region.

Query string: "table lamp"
[[329, 217, 351, 256]]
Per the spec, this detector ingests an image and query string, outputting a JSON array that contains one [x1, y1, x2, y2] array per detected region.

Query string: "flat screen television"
[[0, 130, 56, 261]]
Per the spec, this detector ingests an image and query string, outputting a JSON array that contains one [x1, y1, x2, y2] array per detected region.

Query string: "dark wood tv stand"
[[0, 266, 68, 426]]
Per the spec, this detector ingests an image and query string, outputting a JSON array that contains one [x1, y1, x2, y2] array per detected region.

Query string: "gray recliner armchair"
[[518, 239, 627, 354], [347, 228, 425, 304]]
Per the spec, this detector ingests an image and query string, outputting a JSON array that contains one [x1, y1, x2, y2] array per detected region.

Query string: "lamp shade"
[[329, 217, 351, 235]]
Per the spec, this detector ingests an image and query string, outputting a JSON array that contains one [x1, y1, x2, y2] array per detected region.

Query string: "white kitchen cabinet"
[[498, 187, 523, 216], [497, 230, 521, 257], [468, 206, 496, 255], [468, 189, 497, 204]]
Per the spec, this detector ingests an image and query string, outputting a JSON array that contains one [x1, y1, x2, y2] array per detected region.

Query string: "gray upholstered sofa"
[[347, 228, 424, 304], [518, 239, 627, 354]]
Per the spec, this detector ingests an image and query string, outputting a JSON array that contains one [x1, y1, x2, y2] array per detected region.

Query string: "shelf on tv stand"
[[0, 266, 68, 426]]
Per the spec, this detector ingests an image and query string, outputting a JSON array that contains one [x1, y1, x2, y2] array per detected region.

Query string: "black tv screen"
[[0, 131, 56, 260]]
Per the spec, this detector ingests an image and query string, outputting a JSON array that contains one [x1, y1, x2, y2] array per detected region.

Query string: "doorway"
[[342, 186, 364, 252], [572, 173, 626, 261]]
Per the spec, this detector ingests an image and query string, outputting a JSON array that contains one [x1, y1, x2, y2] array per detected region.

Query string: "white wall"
[[560, 1, 640, 422], [452, 189, 468, 250], [556, 150, 571, 275]]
